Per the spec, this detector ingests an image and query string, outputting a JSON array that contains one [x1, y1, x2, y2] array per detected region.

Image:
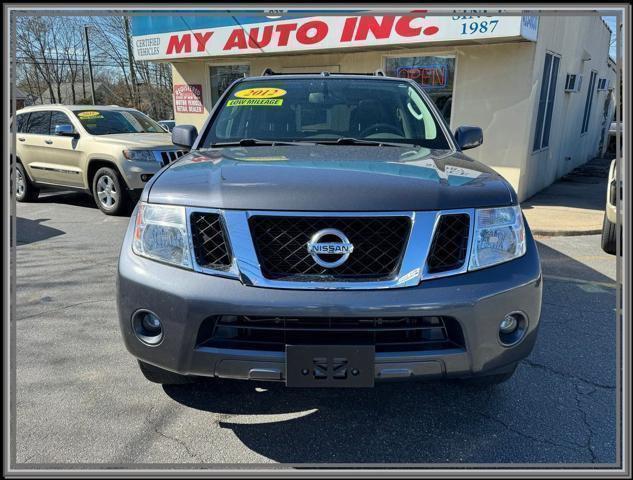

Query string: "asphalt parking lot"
[[14, 190, 618, 466]]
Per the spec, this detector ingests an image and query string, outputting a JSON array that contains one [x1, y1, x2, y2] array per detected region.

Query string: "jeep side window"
[[49, 111, 74, 135], [25, 111, 51, 135], [15, 113, 29, 133]]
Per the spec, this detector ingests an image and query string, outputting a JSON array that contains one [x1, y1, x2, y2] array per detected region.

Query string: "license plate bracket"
[[285, 345, 375, 388]]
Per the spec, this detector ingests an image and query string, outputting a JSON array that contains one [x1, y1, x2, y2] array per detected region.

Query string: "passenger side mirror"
[[454, 126, 483, 151], [172, 125, 198, 149], [54, 124, 78, 138]]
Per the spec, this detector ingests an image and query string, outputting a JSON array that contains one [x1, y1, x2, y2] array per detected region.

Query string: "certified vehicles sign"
[[132, 14, 538, 61]]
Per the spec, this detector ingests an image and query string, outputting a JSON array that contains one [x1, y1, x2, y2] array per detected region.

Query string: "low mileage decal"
[[226, 98, 284, 107]]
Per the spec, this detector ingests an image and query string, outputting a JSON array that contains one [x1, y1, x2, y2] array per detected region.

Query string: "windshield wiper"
[[315, 137, 420, 148], [211, 138, 315, 147]]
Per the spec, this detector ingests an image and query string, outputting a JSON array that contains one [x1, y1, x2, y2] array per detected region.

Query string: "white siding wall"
[[525, 16, 615, 199]]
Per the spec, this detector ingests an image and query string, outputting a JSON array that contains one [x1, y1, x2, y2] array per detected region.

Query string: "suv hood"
[[91, 132, 175, 149], [147, 145, 516, 211]]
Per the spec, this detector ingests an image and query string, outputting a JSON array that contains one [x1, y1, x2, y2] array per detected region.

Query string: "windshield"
[[73, 110, 165, 135], [203, 78, 451, 149]]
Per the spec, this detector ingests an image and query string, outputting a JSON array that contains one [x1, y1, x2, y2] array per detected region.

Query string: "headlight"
[[132, 203, 193, 269], [123, 149, 157, 162], [468, 205, 526, 271]]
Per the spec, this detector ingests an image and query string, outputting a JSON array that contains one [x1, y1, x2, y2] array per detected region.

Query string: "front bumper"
[[117, 216, 542, 383], [119, 160, 162, 191]]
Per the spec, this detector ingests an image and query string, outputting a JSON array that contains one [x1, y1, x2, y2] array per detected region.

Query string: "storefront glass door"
[[385, 56, 456, 124], [210, 64, 250, 105]]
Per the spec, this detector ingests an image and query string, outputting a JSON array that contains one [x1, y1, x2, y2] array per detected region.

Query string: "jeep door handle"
[[18, 137, 25, 142], [45, 140, 53, 144]]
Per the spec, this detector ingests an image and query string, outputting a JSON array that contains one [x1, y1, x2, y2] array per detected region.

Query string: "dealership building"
[[131, 13, 616, 201]]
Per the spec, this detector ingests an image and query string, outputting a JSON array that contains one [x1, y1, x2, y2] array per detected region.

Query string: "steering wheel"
[[358, 123, 403, 138]]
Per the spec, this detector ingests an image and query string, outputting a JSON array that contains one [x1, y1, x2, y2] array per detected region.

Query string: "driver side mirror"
[[54, 124, 79, 138], [172, 125, 198, 149], [454, 126, 483, 151]]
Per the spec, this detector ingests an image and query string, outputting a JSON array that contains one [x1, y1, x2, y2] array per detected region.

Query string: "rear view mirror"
[[454, 126, 483, 151], [172, 125, 198, 149]]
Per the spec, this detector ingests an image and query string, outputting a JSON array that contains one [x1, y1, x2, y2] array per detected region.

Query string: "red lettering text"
[[193, 32, 213, 52], [224, 28, 247, 50], [354, 16, 395, 41], [340, 17, 358, 42], [247, 25, 274, 48], [395, 17, 422, 37], [275, 23, 298, 46], [166, 34, 191, 54], [296, 21, 328, 45]]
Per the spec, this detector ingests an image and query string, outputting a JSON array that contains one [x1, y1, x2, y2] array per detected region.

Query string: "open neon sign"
[[396, 65, 448, 89]]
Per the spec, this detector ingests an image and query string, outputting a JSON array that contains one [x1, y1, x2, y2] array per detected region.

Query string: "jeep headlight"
[[132, 203, 192, 269], [468, 205, 526, 270], [123, 149, 157, 162]]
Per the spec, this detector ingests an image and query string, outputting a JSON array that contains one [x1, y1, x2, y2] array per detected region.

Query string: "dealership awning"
[[131, 12, 539, 61]]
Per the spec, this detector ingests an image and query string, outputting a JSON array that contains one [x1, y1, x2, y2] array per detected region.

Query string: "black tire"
[[601, 213, 617, 255], [92, 167, 130, 215], [138, 360, 195, 385], [459, 364, 517, 386], [15, 163, 40, 202]]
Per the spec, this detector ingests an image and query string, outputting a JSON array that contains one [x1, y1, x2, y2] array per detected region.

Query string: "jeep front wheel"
[[92, 167, 129, 215]]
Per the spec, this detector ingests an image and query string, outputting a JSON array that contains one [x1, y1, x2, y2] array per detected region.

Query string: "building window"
[[581, 71, 597, 134], [209, 64, 250, 105], [385, 56, 456, 124], [597, 78, 609, 91], [564, 73, 582, 92], [533, 52, 560, 152]]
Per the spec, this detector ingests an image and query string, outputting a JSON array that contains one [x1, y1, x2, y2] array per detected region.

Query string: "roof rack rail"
[[260, 69, 388, 77]]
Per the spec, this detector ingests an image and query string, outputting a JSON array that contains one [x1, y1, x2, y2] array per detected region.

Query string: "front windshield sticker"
[[77, 111, 103, 119], [226, 98, 284, 107], [234, 87, 286, 99]]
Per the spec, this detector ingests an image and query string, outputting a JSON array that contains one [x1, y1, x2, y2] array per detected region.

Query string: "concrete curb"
[[532, 228, 602, 237]]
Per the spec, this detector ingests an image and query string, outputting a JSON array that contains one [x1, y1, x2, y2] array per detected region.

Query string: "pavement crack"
[[16, 298, 114, 321], [522, 359, 616, 390], [144, 406, 200, 461], [467, 408, 587, 456], [574, 384, 599, 463]]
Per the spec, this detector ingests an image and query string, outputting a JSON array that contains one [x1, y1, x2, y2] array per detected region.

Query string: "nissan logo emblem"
[[306, 228, 354, 268]]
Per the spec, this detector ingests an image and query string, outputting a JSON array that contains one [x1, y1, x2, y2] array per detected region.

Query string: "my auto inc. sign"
[[133, 14, 533, 61]]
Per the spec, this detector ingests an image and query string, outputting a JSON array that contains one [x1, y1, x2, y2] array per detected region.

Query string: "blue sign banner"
[[131, 11, 362, 36]]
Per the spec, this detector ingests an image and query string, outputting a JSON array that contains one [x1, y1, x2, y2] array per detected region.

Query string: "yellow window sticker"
[[234, 87, 286, 99], [226, 98, 284, 107], [77, 111, 104, 119]]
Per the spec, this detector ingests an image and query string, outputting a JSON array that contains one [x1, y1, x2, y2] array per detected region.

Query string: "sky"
[[602, 16, 618, 60]]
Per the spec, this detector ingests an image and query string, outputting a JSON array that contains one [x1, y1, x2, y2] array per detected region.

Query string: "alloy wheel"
[[96, 174, 119, 209]]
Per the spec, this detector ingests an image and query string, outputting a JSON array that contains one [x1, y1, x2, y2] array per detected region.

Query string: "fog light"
[[498, 312, 528, 347], [132, 310, 163, 345], [499, 315, 518, 334], [141, 174, 153, 182], [141, 312, 161, 333]]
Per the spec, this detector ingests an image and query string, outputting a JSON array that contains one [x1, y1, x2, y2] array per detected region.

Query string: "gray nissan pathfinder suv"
[[117, 72, 542, 388]]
